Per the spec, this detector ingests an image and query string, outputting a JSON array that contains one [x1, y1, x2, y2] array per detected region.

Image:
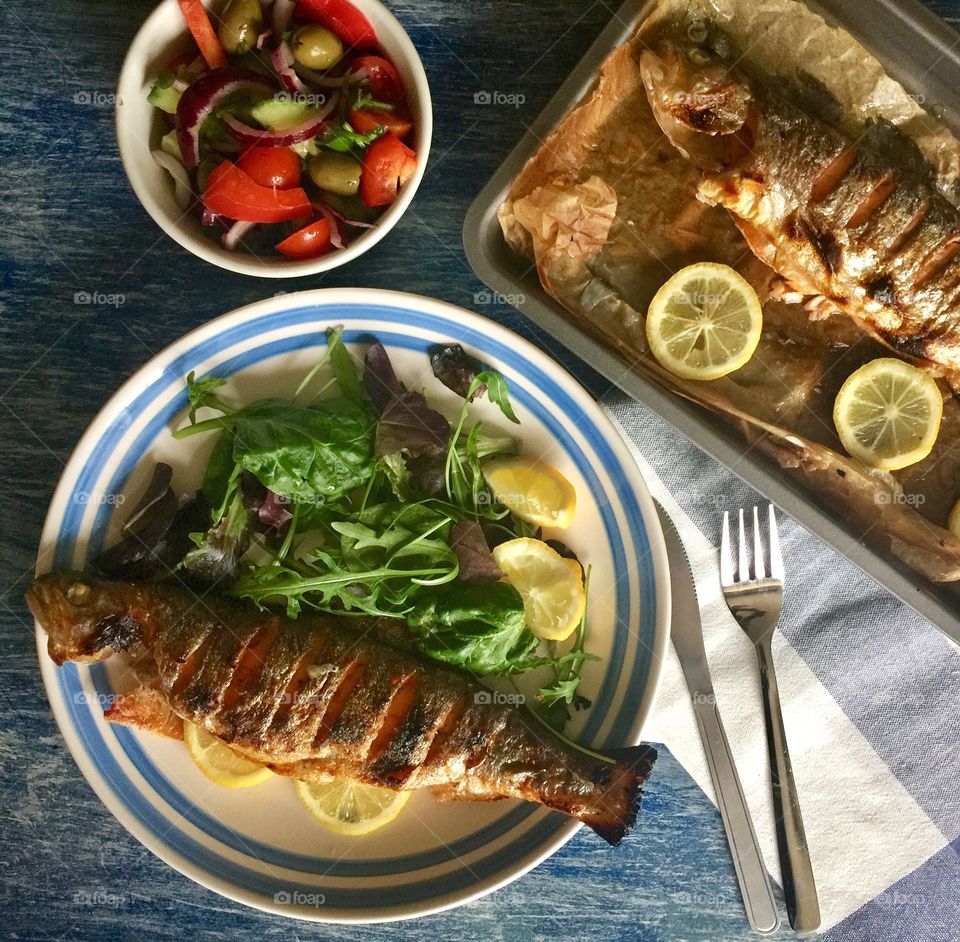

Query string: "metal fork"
[[720, 505, 821, 934]]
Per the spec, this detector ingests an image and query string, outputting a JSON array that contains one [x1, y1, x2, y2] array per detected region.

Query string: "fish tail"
[[579, 744, 658, 846]]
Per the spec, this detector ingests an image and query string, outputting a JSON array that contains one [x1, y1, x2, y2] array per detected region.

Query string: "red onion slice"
[[272, 41, 306, 94], [175, 68, 273, 169], [312, 201, 344, 249], [255, 29, 272, 49], [151, 149, 193, 209], [222, 92, 337, 146], [222, 219, 256, 250], [324, 203, 378, 229]]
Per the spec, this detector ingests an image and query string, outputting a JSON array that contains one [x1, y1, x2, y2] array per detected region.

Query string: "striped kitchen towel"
[[603, 392, 960, 940]]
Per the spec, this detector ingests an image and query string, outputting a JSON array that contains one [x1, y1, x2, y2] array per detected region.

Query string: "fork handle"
[[693, 699, 780, 934], [756, 638, 821, 933]]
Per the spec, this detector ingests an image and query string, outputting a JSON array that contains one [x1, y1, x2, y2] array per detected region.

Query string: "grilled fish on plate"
[[27, 573, 656, 846]]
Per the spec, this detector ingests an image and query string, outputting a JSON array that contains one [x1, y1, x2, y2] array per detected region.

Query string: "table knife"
[[656, 502, 780, 935]]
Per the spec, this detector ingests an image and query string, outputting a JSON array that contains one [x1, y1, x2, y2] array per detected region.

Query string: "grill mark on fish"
[[366, 673, 423, 774], [26, 574, 657, 846], [313, 658, 366, 745], [179, 620, 261, 718], [810, 145, 858, 204], [847, 173, 898, 229], [168, 625, 215, 698], [219, 620, 281, 715]]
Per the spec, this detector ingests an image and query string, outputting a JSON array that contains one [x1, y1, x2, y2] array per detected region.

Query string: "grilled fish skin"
[[638, 19, 960, 378], [27, 573, 656, 846]]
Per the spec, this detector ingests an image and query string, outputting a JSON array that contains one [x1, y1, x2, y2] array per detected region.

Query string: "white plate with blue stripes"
[[34, 289, 670, 923]]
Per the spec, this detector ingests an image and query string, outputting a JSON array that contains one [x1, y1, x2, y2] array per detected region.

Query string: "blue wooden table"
[[1, 1, 957, 939]]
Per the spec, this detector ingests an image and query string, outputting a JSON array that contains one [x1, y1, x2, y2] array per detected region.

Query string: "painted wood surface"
[[1, 1, 956, 939]]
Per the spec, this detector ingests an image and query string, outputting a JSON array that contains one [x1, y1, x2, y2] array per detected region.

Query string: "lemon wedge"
[[646, 262, 763, 380], [492, 537, 586, 641], [833, 358, 943, 471], [483, 456, 576, 529], [184, 721, 274, 788], [295, 778, 410, 836]]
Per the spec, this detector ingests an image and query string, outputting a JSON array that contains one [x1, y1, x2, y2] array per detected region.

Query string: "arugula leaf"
[[530, 567, 596, 730], [407, 582, 539, 676], [473, 371, 519, 424], [322, 121, 384, 154], [185, 372, 231, 423]]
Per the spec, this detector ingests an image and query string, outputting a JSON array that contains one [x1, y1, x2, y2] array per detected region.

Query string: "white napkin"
[[603, 407, 949, 932]]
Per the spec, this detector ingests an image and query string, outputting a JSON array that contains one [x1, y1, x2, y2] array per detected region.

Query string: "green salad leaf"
[[407, 582, 538, 676]]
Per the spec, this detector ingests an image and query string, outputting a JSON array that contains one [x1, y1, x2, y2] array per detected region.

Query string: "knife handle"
[[694, 699, 780, 935]]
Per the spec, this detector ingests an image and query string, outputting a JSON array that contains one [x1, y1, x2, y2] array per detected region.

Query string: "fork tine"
[[752, 506, 766, 579], [720, 511, 734, 584], [737, 508, 750, 583], [768, 504, 784, 580]]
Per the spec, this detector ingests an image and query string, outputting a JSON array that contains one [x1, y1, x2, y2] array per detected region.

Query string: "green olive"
[[308, 152, 362, 196], [292, 25, 343, 70], [218, 0, 263, 55]]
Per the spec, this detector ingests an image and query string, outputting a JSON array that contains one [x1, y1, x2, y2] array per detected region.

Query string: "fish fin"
[[104, 685, 184, 740], [580, 744, 658, 847]]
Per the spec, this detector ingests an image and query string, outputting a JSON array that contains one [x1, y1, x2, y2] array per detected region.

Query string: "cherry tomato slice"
[[237, 146, 302, 188], [349, 55, 405, 105], [348, 108, 413, 138], [275, 218, 333, 259], [295, 0, 377, 48], [177, 0, 227, 69], [203, 161, 312, 223], [360, 132, 416, 207]]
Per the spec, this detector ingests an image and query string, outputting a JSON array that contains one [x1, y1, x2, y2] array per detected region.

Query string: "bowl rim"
[[115, 0, 433, 278], [33, 287, 671, 923]]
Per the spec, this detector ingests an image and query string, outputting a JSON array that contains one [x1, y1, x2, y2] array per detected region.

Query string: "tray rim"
[[463, 0, 960, 640]]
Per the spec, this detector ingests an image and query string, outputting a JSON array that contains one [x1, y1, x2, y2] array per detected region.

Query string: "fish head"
[[26, 573, 145, 665], [639, 19, 754, 170]]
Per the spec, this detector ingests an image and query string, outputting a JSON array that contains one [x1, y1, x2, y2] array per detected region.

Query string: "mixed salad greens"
[[149, 0, 417, 259], [95, 332, 596, 731]]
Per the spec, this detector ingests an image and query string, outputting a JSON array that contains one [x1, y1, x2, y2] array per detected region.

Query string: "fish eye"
[[686, 19, 709, 44], [66, 581, 91, 604]]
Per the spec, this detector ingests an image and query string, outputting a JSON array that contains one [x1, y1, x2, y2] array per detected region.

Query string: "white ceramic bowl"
[[116, 0, 432, 277]]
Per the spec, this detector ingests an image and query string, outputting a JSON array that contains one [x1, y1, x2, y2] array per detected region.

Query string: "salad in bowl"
[[118, 0, 430, 275]]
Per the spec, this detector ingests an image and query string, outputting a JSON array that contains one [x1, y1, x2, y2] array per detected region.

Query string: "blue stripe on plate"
[[50, 302, 656, 911]]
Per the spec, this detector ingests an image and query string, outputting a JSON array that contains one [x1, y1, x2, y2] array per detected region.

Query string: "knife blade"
[[655, 501, 780, 935]]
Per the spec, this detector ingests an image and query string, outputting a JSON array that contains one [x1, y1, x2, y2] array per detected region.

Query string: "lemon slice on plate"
[[646, 262, 763, 380], [295, 779, 410, 836], [184, 721, 274, 788], [483, 456, 577, 529], [492, 537, 586, 641], [833, 358, 943, 471]]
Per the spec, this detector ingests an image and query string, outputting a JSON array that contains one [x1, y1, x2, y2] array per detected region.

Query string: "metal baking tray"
[[464, 0, 960, 638]]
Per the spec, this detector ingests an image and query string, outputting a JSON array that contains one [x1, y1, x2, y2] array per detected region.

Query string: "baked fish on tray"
[[498, 0, 960, 585]]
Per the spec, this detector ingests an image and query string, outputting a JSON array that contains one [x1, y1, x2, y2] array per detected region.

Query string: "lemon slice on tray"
[[492, 537, 586, 642], [483, 456, 577, 529], [184, 721, 274, 788], [295, 779, 410, 836], [645, 262, 763, 380], [833, 358, 943, 471]]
